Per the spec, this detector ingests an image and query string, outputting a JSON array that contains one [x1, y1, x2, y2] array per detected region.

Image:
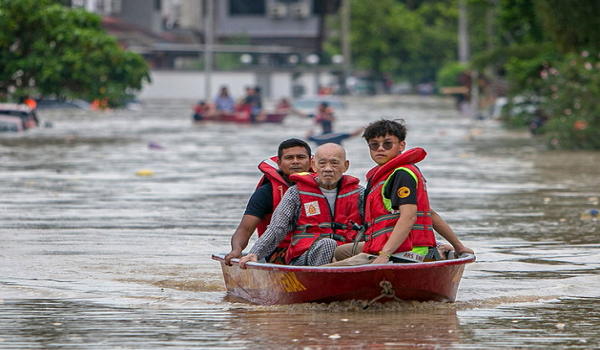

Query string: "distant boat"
[[203, 111, 287, 124], [201, 105, 288, 124], [212, 253, 476, 306]]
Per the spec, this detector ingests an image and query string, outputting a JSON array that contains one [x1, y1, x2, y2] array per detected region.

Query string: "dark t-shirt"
[[243, 181, 274, 218], [383, 168, 418, 209], [319, 120, 333, 133]]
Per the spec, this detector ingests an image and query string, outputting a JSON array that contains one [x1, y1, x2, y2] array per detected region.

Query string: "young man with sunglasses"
[[334, 119, 473, 264], [224, 138, 312, 266]]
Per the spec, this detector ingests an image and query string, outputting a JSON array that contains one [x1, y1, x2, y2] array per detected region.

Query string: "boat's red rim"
[[212, 253, 476, 273]]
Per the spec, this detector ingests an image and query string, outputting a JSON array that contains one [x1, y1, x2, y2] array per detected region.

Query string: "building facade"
[[70, 0, 343, 98]]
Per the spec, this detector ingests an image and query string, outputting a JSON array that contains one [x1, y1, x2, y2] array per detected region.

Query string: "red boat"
[[212, 253, 476, 306], [203, 108, 288, 124]]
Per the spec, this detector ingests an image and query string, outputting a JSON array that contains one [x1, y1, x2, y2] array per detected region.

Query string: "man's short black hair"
[[278, 138, 311, 159], [362, 119, 408, 142]]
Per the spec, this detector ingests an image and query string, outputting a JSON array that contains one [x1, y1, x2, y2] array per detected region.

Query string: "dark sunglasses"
[[368, 141, 398, 151]]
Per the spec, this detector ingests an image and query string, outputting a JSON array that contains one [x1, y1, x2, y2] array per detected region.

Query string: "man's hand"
[[453, 245, 475, 256], [224, 249, 242, 266], [238, 253, 258, 269], [371, 255, 390, 265]]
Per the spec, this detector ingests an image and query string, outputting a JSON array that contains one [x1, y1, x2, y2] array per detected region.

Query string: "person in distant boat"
[[214, 86, 235, 115], [224, 138, 312, 266], [313, 102, 335, 133], [191, 101, 209, 122], [238, 143, 364, 268], [275, 97, 307, 118], [333, 119, 474, 265], [274, 98, 291, 113], [240, 86, 263, 123], [306, 125, 364, 146]]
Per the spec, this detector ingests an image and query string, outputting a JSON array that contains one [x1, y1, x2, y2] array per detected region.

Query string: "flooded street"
[[1, 95, 599, 349]]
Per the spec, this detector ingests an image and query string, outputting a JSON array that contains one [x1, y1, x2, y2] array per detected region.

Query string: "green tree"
[[480, 0, 600, 149], [0, 0, 150, 107], [325, 0, 458, 89], [536, 0, 600, 53], [537, 50, 600, 149], [404, 1, 458, 84]]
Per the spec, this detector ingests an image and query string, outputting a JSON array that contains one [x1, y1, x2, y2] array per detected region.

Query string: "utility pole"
[[458, 0, 479, 119], [204, 0, 214, 101], [341, 0, 351, 95], [458, 0, 469, 64]]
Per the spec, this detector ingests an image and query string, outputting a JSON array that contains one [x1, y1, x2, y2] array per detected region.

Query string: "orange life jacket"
[[362, 148, 435, 255], [24, 98, 37, 110], [285, 173, 362, 263], [255, 156, 291, 250]]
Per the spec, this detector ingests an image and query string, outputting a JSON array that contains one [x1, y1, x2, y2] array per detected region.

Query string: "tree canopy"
[[324, 0, 600, 149], [490, 0, 600, 149], [0, 0, 150, 106], [334, 0, 457, 86]]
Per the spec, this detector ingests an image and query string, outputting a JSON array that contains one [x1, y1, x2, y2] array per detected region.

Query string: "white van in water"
[[0, 103, 38, 132]]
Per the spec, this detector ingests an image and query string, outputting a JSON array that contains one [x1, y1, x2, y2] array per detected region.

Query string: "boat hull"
[[212, 254, 475, 305]]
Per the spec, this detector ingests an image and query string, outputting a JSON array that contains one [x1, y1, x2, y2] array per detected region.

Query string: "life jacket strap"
[[292, 222, 348, 246], [291, 224, 313, 246], [318, 222, 348, 230], [319, 233, 347, 242], [368, 227, 393, 241]]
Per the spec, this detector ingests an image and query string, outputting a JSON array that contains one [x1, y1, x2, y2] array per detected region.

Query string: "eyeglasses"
[[368, 141, 398, 151]]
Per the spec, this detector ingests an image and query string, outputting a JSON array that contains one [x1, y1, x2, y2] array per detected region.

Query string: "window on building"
[[229, 0, 266, 15]]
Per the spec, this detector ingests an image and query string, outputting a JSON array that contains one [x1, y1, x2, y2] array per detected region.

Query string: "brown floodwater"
[[0, 95, 599, 349]]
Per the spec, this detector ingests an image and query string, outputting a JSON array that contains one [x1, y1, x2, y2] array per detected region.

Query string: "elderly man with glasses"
[[238, 143, 364, 267]]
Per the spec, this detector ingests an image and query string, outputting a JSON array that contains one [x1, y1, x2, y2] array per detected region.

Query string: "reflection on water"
[[460, 297, 600, 349], [1, 297, 598, 349], [1, 96, 599, 349]]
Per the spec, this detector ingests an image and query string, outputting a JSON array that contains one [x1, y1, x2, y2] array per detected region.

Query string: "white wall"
[[139, 71, 254, 101], [139, 70, 338, 101]]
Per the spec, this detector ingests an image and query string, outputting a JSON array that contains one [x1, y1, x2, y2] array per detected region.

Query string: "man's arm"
[[224, 215, 261, 266], [371, 203, 417, 264], [431, 209, 474, 256], [350, 126, 364, 137], [239, 187, 300, 268], [224, 184, 272, 265]]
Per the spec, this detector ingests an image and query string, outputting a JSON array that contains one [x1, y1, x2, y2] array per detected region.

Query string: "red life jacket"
[[285, 173, 362, 263], [363, 148, 435, 255], [255, 156, 291, 249]]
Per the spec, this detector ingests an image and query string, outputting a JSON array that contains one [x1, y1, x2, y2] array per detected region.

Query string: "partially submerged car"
[[35, 98, 91, 110], [0, 103, 39, 132]]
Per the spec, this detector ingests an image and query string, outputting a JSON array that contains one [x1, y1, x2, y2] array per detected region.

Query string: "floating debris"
[[148, 141, 165, 150], [135, 169, 155, 177], [580, 209, 599, 221]]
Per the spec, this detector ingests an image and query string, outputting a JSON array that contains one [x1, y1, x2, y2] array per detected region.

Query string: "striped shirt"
[[249, 182, 365, 262]]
